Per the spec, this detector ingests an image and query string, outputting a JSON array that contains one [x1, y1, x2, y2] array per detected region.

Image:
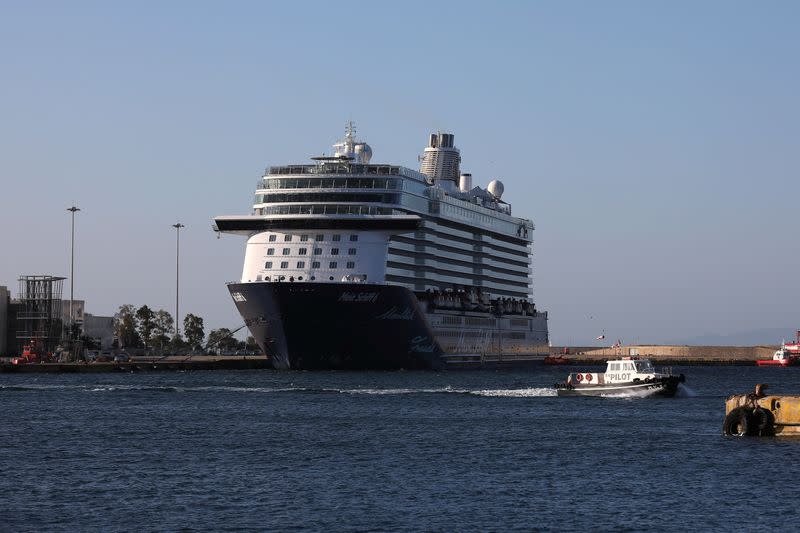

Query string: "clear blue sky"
[[1, 1, 798, 345]]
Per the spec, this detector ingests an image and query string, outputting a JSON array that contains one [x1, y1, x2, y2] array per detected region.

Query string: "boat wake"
[[0, 383, 557, 397], [470, 387, 556, 397], [597, 387, 661, 399]]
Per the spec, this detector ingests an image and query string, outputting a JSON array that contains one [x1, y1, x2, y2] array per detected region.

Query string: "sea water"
[[2, 366, 800, 532]]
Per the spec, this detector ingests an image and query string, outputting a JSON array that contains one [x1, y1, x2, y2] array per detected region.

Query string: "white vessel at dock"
[[214, 124, 549, 369]]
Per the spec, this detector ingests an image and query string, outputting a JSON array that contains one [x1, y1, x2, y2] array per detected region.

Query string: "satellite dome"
[[354, 143, 373, 164], [487, 179, 505, 200]]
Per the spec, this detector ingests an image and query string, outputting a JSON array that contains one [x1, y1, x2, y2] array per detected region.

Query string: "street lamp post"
[[67, 206, 80, 340], [172, 223, 185, 339]]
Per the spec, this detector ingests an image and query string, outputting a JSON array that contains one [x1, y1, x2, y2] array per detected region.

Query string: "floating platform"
[[724, 385, 800, 436], [0, 355, 272, 373]]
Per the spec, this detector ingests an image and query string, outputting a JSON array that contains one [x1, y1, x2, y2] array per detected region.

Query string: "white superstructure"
[[216, 126, 535, 301]]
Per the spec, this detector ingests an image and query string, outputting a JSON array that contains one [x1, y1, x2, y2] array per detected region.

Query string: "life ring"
[[586, 374, 593, 382], [575, 374, 583, 382]]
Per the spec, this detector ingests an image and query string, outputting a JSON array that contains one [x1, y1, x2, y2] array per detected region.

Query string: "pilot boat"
[[554, 357, 685, 397]]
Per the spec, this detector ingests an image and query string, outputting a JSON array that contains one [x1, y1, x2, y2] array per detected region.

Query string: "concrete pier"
[[552, 345, 779, 365], [0, 355, 272, 373]]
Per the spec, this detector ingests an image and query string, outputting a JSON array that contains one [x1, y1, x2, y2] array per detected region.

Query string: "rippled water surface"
[[3, 366, 800, 532]]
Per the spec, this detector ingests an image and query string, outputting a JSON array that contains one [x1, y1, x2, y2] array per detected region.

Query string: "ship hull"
[[227, 282, 549, 370], [228, 282, 444, 370], [555, 376, 684, 397]]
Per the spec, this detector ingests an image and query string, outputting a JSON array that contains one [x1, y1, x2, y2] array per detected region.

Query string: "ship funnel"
[[420, 132, 461, 183], [459, 173, 472, 192]]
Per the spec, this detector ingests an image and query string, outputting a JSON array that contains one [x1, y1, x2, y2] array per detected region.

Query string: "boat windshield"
[[635, 361, 654, 372]]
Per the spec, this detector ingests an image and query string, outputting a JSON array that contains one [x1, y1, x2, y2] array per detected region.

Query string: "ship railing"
[[266, 164, 405, 176]]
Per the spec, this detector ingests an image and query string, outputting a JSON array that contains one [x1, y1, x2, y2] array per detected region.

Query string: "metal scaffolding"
[[16, 275, 65, 354]]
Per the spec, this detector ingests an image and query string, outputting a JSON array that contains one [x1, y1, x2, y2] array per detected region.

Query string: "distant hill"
[[671, 327, 799, 346]]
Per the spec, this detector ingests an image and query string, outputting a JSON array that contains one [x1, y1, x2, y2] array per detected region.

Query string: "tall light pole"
[[172, 222, 184, 339], [67, 206, 80, 340]]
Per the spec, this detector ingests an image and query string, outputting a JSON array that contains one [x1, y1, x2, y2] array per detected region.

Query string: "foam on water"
[[470, 387, 557, 397], [2, 383, 558, 397]]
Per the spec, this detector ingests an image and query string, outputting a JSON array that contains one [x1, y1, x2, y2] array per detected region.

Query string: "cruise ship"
[[213, 124, 548, 369]]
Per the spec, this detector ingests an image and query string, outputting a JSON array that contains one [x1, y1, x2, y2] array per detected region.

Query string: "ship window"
[[268, 235, 276, 242], [348, 248, 356, 255], [264, 261, 272, 269], [298, 248, 307, 255], [315, 234, 324, 241], [349, 235, 358, 242], [332, 234, 341, 242], [312, 261, 320, 268], [266, 248, 274, 256], [282, 248, 290, 256], [300, 234, 309, 242], [297, 261, 305, 268], [314, 248, 322, 255], [347, 261, 355, 269], [310, 276, 316, 280], [280, 261, 288, 268], [331, 248, 339, 256], [284, 235, 292, 242], [329, 261, 337, 268]]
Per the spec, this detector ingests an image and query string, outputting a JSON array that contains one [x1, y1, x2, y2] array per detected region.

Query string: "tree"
[[206, 328, 239, 353], [245, 336, 260, 354], [135, 305, 156, 348], [183, 313, 205, 350], [80, 334, 100, 351], [169, 333, 186, 350], [152, 309, 174, 349], [113, 305, 140, 348]]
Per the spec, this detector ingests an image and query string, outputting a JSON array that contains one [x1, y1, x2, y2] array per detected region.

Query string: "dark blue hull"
[[227, 282, 444, 370]]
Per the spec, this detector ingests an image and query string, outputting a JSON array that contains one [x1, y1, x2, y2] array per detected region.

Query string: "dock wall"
[[553, 345, 778, 364]]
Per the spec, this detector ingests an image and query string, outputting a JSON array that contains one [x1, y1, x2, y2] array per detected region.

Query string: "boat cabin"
[[603, 357, 657, 383]]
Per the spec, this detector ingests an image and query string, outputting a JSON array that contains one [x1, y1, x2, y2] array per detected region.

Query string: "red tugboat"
[[756, 331, 800, 367]]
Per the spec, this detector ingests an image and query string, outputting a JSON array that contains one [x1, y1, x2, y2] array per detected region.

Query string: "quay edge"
[[551, 345, 781, 366], [0, 355, 271, 373]]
